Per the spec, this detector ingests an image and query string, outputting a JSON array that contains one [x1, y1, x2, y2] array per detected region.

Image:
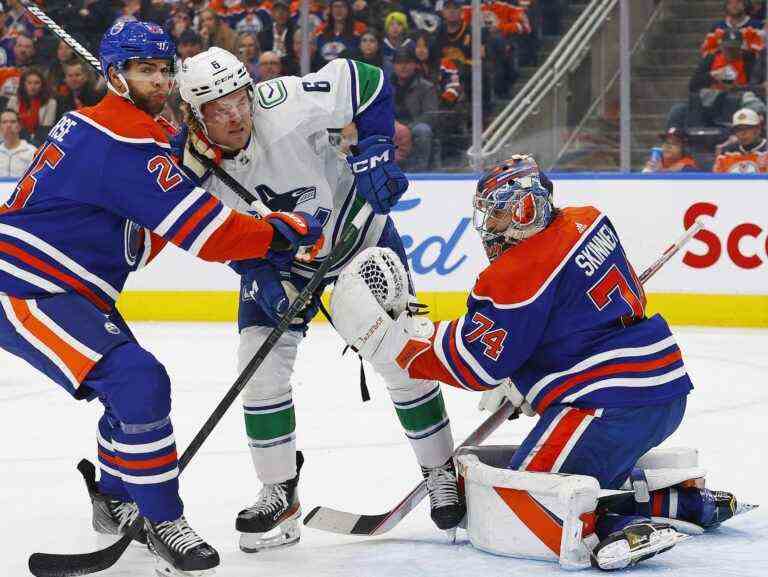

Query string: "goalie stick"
[[303, 218, 706, 537]]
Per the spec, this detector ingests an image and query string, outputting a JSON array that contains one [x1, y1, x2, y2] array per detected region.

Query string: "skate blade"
[[444, 528, 457, 543], [239, 517, 301, 553], [153, 557, 216, 577], [595, 530, 689, 571]]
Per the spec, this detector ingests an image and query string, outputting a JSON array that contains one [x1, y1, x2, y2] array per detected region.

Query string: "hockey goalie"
[[329, 155, 756, 571]]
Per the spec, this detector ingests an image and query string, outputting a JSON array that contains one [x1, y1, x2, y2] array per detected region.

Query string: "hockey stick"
[[28, 198, 371, 577], [21, 7, 376, 576], [303, 219, 706, 537]]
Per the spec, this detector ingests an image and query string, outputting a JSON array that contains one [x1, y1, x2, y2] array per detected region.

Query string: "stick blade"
[[28, 534, 132, 577], [303, 506, 388, 536]]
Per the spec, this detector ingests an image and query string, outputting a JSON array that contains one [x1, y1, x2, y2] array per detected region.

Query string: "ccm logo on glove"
[[351, 149, 391, 174]]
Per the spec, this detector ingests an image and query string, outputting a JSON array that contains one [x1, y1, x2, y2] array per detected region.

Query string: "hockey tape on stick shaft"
[[304, 222, 707, 537]]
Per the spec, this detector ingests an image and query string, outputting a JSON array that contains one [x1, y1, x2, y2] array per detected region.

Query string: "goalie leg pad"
[[457, 452, 600, 570], [238, 326, 303, 485]]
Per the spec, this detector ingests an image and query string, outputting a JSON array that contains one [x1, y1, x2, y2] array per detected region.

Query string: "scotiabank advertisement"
[[1, 176, 766, 297]]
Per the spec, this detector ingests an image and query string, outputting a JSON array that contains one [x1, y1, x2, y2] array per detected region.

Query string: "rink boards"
[[1, 174, 766, 327]]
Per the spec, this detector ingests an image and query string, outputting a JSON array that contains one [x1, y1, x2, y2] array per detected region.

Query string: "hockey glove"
[[478, 379, 536, 417], [347, 135, 409, 215], [237, 256, 317, 329], [173, 124, 223, 183], [265, 211, 324, 263]]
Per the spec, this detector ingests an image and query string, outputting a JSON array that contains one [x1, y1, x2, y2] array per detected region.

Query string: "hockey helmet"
[[99, 20, 176, 98], [177, 47, 253, 129], [473, 155, 554, 261]]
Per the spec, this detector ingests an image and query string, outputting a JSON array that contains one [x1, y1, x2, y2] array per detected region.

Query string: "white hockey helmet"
[[177, 47, 252, 127]]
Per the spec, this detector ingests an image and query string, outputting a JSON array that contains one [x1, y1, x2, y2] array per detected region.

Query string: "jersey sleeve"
[[407, 279, 556, 392], [98, 141, 274, 262], [263, 58, 394, 140]]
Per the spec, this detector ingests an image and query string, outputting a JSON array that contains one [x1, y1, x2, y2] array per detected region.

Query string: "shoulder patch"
[[256, 79, 288, 109]]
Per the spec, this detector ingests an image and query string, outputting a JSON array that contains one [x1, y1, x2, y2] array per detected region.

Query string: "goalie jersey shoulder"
[[472, 206, 603, 308]]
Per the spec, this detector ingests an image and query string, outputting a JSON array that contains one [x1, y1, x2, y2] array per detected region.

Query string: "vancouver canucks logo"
[[254, 184, 317, 212]]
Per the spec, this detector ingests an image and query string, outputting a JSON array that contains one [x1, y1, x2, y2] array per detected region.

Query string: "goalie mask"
[[473, 155, 554, 261]]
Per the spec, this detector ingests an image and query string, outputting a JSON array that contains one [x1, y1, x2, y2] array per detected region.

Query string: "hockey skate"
[[236, 450, 303, 552], [592, 522, 688, 571], [698, 489, 758, 528], [421, 458, 466, 536], [78, 459, 147, 544], [146, 516, 220, 577]]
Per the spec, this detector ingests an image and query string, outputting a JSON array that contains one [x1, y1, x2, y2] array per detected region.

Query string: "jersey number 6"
[[1, 142, 64, 214]]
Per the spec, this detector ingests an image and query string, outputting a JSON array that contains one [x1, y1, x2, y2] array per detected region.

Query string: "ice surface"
[[1, 323, 765, 576]]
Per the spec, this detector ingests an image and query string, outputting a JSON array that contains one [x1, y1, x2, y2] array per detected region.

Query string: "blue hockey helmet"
[[99, 20, 176, 82], [473, 155, 554, 260]]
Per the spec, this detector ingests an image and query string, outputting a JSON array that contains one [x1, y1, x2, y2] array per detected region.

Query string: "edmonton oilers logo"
[[124, 220, 142, 266]]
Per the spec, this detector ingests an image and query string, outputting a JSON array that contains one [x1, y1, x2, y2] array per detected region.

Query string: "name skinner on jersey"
[[575, 223, 619, 277]]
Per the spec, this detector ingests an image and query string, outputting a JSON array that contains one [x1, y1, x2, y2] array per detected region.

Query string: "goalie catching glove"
[[330, 247, 431, 370], [348, 136, 409, 215]]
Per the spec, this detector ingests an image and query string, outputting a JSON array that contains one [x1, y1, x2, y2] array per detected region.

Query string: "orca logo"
[[254, 184, 317, 212], [104, 322, 121, 335]]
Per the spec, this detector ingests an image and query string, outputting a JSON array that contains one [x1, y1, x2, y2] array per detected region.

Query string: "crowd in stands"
[[647, 0, 768, 173], [0, 0, 568, 176]]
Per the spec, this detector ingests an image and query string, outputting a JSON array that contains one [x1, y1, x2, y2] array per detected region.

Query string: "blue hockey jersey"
[[406, 206, 693, 412], [0, 93, 276, 312]]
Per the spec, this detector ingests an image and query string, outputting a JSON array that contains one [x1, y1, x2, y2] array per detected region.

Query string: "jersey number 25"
[[1, 142, 64, 214]]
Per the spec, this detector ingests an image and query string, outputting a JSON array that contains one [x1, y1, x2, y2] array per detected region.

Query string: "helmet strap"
[[106, 67, 135, 105]]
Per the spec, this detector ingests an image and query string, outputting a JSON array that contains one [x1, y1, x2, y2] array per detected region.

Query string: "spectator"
[[199, 8, 239, 54], [55, 60, 104, 114], [8, 33, 35, 68], [0, 109, 36, 178], [233, 0, 271, 36], [45, 40, 75, 96], [381, 11, 413, 67], [258, 50, 283, 81], [258, 0, 296, 59], [0, 6, 14, 67], [391, 46, 438, 171], [356, 0, 405, 31], [209, 0, 245, 21], [435, 0, 472, 69], [688, 29, 759, 126], [315, 0, 366, 63], [713, 107, 768, 172], [393, 119, 412, 164], [177, 30, 204, 60], [0, 65, 20, 99], [701, 0, 765, 56], [236, 31, 261, 79], [347, 30, 388, 73], [6, 67, 56, 141], [284, 28, 324, 74], [413, 30, 463, 106], [4, 0, 38, 39], [141, 0, 172, 27], [642, 128, 699, 173], [167, 5, 194, 43]]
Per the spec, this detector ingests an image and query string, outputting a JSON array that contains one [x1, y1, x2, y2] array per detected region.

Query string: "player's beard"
[[132, 90, 168, 117]]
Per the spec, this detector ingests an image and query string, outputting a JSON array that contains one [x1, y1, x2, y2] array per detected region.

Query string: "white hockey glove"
[[331, 247, 430, 369], [478, 379, 536, 417]]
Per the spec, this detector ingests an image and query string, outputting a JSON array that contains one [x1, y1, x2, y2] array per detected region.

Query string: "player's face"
[[122, 59, 173, 117], [202, 87, 253, 151]]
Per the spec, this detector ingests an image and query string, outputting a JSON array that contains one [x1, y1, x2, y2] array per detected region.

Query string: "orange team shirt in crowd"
[[713, 143, 768, 174], [701, 27, 765, 56], [0, 67, 21, 99], [662, 157, 699, 172], [209, 0, 246, 18], [314, 19, 367, 37], [709, 53, 748, 89], [461, 1, 531, 36]]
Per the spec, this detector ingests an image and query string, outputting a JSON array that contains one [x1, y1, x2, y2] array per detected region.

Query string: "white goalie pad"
[[457, 451, 599, 570], [330, 247, 411, 358]]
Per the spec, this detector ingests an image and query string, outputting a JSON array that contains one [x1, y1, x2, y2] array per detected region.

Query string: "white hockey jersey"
[[201, 58, 395, 280]]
